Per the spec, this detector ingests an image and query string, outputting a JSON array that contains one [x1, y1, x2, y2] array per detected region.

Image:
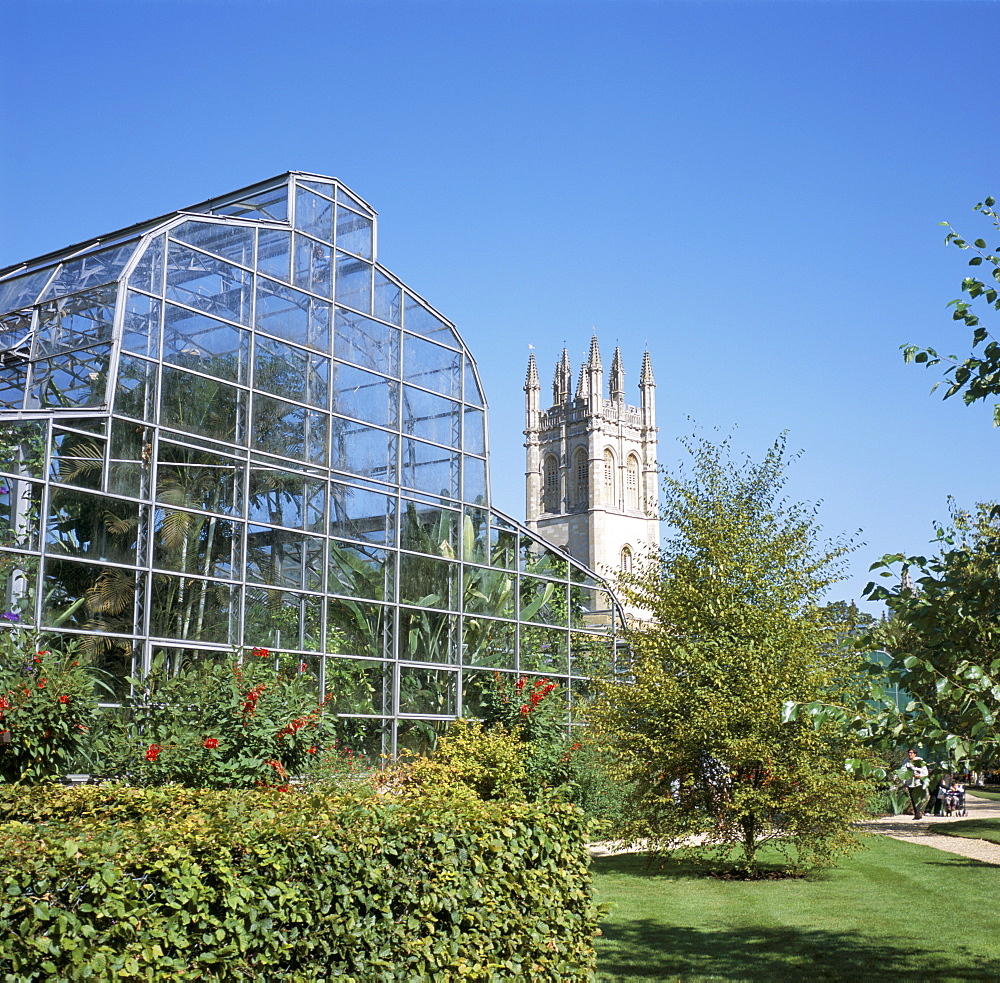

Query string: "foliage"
[[0, 630, 101, 783], [0, 784, 601, 981], [98, 648, 332, 788], [856, 501, 1000, 767], [903, 197, 1000, 425], [590, 433, 874, 874]]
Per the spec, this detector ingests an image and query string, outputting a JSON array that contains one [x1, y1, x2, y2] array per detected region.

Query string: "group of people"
[[901, 749, 968, 820]]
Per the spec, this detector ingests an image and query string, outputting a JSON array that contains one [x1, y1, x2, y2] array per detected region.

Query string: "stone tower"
[[524, 336, 659, 591]]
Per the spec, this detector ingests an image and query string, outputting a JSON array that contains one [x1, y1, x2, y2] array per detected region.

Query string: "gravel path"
[[860, 791, 1000, 866]]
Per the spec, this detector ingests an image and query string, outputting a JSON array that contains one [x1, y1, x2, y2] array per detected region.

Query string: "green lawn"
[[969, 786, 1000, 802], [928, 816, 1000, 846], [591, 836, 1000, 982]]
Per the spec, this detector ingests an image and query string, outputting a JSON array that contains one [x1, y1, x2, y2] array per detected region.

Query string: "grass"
[[591, 836, 1000, 981], [969, 785, 1000, 802], [928, 816, 1000, 846]]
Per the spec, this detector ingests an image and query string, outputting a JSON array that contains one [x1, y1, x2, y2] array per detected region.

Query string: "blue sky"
[[2, 0, 998, 610]]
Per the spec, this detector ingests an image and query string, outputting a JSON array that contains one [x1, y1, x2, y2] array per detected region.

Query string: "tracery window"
[[574, 448, 588, 509], [626, 454, 640, 510], [620, 545, 633, 573], [604, 449, 615, 505], [543, 454, 559, 513]]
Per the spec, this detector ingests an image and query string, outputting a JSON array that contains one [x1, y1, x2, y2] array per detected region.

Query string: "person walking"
[[901, 749, 929, 819]]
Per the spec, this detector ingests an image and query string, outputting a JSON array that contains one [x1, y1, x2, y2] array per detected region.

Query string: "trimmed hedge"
[[0, 785, 599, 981]]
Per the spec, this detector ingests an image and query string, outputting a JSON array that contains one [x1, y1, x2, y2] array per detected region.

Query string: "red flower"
[[37, 678, 46, 689], [307, 746, 317, 754], [59, 695, 70, 704], [203, 737, 219, 749], [0, 697, 9, 711], [251, 647, 270, 658], [145, 744, 162, 762], [299, 662, 308, 673], [519, 705, 531, 716]]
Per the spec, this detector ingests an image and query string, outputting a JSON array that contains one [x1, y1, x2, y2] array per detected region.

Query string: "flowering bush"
[[0, 631, 100, 784], [101, 648, 335, 789]]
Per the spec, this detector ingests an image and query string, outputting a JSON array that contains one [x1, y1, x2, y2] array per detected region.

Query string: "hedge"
[[0, 785, 600, 981]]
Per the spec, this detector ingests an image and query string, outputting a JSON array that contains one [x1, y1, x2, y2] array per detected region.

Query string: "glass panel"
[[329, 539, 392, 601], [46, 489, 139, 564], [129, 234, 165, 296], [255, 277, 331, 351], [464, 362, 485, 407], [244, 587, 321, 651], [114, 355, 158, 422], [29, 346, 111, 409], [251, 393, 328, 465], [108, 419, 146, 498], [461, 668, 517, 715], [257, 228, 291, 283], [462, 564, 515, 619], [211, 186, 288, 223], [489, 516, 518, 569], [520, 628, 569, 673], [122, 291, 161, 359], [401, 386, 460, 447], [246, 525, 323, 590], [293, 234, 333, 298], [299, 179, 335, 199], [50, 429, 104, 489], [323, 657, 385, 715], [153, 512, 241, 579], [295, 188, 334, 242], [330, 421, 395, 483], [163, 303, 249, 384], [462, 621, 516, 671], [329, 482, 395, 546], [521, 575, 569, 625], [0, 421, 47, 479], [333, 362, 396, 428], [170, 221, 254, 268], [373, 271, 401, 325], [403, 294, 459, 346], [335, 252, 372, 313], [165, 243, 251, 326], [155, 441, 243, 517], [42, 556, 139, 635], [399, 500, 457, 556], [400, 437, 459, 498], [159, 367, 244, 444], [463, 456, 486, 506], [402, 333, 462, 398], [0, 309, 32, 357], [323, 715, 387, 760], [253, 335, 329, 410], [333, 309, 399, 375], [399, 554, 457, 609], [248, 463, 326, 532], [326, 597, 392, 660], [463, 406, 486, 456], [0, 269, 55, 317], [39, 243, 136, 301], [0, 478, 42, 551], [336, 186, 371, 215], [336, 206, 373, 259], [150, 573, 234, 642], [35, 284, 116, 357], [398, 666, 458, 712], [395, 717, 449, 757], [0, 364, 26, 409], [0, 552, 39, 626]]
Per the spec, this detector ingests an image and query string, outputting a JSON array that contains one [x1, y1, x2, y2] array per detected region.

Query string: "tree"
[[589, 433, 874, 875], [860, 501, 1000, 767], [904, 197, 1000, 425]]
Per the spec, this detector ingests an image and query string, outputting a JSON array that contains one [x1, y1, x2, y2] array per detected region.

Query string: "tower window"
[[543, 454, 559, 513], [604, 449, 615, 505], [574, 449, 588, 509], [626, 454, 640, 510], [621, 545, 633, 573]]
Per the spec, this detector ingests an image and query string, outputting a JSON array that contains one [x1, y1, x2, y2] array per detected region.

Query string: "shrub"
[[0, 631, 100, 784], [0, 784, 600, 981]]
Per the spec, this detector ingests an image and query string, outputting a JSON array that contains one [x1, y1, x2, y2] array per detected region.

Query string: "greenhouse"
[[0, 172, 621, 755]]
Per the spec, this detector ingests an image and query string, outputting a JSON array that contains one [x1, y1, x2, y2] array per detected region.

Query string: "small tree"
[[590, 433, 874, 875]]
